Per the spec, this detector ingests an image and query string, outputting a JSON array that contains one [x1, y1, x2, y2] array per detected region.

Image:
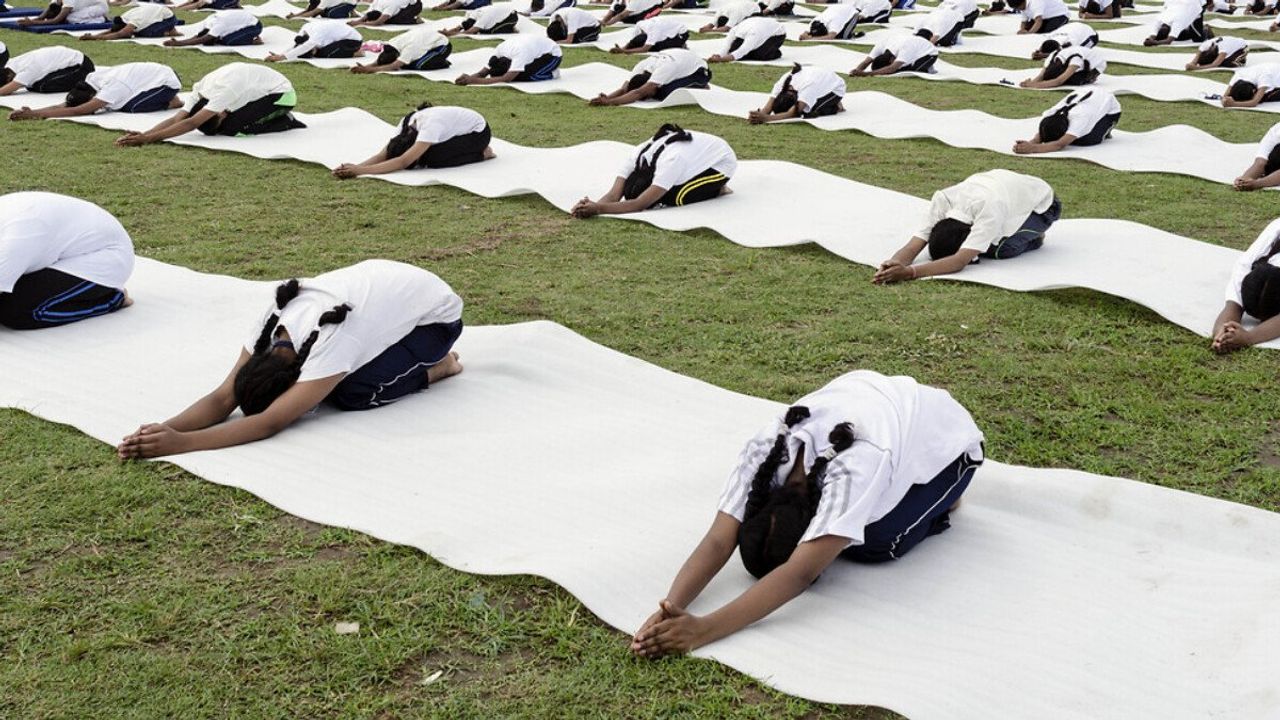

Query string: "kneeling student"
[[857, 0, 894, 22], [454, 35, 562, 84], [1222, 63, 1280, 106], [117, 260, 465, 459], [1030, 21, 1097, 59], [1077, 0, 1121, 18], [116, 63, 304, 146], [916, 6, 966, 46], [601, 0, 663, 26], [1144, 2, 1209, 45], [630, 372, 984, 658], [441, 3, 519, 34], [9, 61, 181, 120], [17, 0, 108, 27], [80, 4, 179, 40], [352, 26, 451, 72], [0, 46, 94, 96], [1212, 218, 1280, 351], [432, 0, 491, 9], [873, 169, 1060, 282], [611, 16, 689, 53], [850, 32, 938, 75], [334, 103, 494, 177], [1233, 121, 1280, 190], [707, 16, 786, 62], [547, 7, 601, 43], [0, 192, 133, 331], [572, 124, 736, 217], [1011, 0, 1071, 33], [699, 0, 759, 32], [1244, 0, 1275, 14], [1019, 43, 1104, 87], [800, 3, 861, 40], [524, 0, 575, 17], [590, 48, 710, 106], [266, 19, 364, 61], [164, 9, 263, 46], [748, 64, 845, 123], [289, 0, 360, 19], [1186, 35, 1247, 69], [173, 0, 241, 10], [758, 0, 796, 16], [1012, 89, 1121, 153], [349, 0, 423, 26]]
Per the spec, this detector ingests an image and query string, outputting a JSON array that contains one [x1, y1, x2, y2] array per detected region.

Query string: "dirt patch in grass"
[[1259, 422, 1280, 469]]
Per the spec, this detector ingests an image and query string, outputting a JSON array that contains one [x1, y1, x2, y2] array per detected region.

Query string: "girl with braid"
[[632, 371, 984, 657], [1212, 218, 1280, 352], [117, 260, 464, 459]]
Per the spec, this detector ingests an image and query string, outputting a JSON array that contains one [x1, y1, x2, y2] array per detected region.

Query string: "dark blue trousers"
[[119, 85, 178, 113], [0, 268, 126, 330], [327, 320, 463, 411], [983, 197, 1062, 259]]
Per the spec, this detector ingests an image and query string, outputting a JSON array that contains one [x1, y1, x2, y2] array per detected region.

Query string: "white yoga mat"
[[0, 99, 1267, 344], [1, 257, 1276, 719]]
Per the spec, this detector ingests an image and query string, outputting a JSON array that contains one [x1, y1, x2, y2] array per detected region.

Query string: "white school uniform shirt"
[[919, 6, 964, 37], [1078, 0, 1112, 10], [917, 170, 1056, 253], [870, 33, 937, 67], [633, 16, 687, 44], [84, 62, 180, 111], [759, 0, 791, 13], [406, 106, 487, 143], [388, 26, 449, 60], [0, 41, 7, 60], [0, 192, 134, 295], [1041, 88, 1121, 139], [1206, 0, 1232, 11], [316, 0, 355, 9], [633, 48, 706, 86], [813, 3, 859, 32], [528, 0, 571, 16], [1230, 62, 1280, 91], [64, 0, 108, 23], [1049, 44, 1106, 74], [368, 0, 415, 17], [1255, 121, 1280, 160], [243, 260, 463, 383], [8, 46, 85, 89], [715, 0, 759, 27], [856, 0, 892, 17], [206, 9, 259, 38], [1053, 21, 1097, 48], [941, 0, 978, 16], [183, 63, 293, 114], [286, 19, 361, 59], [723, 16, 785, 59], [1154, 0, 1201, 34], [492, 35, 561, 71], [467, 3, 517, 29], [1226, 218, 1280, 308], [1201, 35, 1247, 59], [771, 66, 845, 108], [121, 3, 174, 29], [716, 371, 984, 548], [1022, 0, 1070, 21], [616, 130, 737, 189], [550, 6, 598, 33], [617, 0, 661, 16]]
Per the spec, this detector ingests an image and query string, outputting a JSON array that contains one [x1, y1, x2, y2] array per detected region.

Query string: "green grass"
[[2, 11, 1279, 719]]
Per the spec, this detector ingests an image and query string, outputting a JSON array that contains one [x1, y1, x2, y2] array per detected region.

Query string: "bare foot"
[[482, 146, 496, 160], [119, 289, 134, 309], [427, 351, 463, 384]]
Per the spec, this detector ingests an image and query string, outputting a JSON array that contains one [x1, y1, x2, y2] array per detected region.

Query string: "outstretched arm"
[[1224, 86, 1267, 107], [82, 26, 136, 40], [748, 97, 801, 124], [1022, 65, 1075, 88], [1214, 301, 1280, 352], [868, 59, 905, 76], [333, 141, 430, 177], [873, 236, 981, 283], [572, 179, 666, 217], [20, 6, 72, 25], [116, 108, 217, 146], [1020, 16, 1044, 34], [457, 69, 520, 85], [589, 81, 658, 106], [1012, 131, 1076, 154], [9, 97, 107, 120]]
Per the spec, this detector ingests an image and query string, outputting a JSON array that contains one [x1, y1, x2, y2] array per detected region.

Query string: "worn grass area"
[[2, 10, 1279, 719]]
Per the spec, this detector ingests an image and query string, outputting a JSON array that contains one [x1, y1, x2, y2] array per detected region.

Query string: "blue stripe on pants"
[[327, 320, 463, 411]]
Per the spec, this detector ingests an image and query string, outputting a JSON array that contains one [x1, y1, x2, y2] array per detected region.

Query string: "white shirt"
[[550, 7, 598, 33], [870, 33, 937, 67], [760, 0, 792, 12], [633, 16, 687, 45], [316, 0, 353, 9], [467, 3, 517, 29], [206, 9, 259, 38], [633, 48, 706, 86], [243, 260, 463, 382], [1078, 0, 1112, 9], [492, 35, 561, 72], [813, 3, 859, 33], [856, 0, 892, 17], [1041, 88, 1121, 139], [1201, 36, 1247, 59], [184, 63, 293, 114], [724, 16, 785, 60], [369, 0, 415, 17], [1230, 62, 1280, 91], [528, 0, 571, 16], [1155, 0, 1201, 34], [1226, 218, 1280, 308], [771, 66, 845, 109], [0, 192, 134, 294], [1053, 21, 1097, 48], [715, 0, 759, 27], [406, 106, 487, 143], [8, 46, 85, 89], [85, 62, 181, 110], [618, 0, 661, 15], [388, 27, 449, 60], [65, 0, 108, 24], [121, 3, 174, 29], [616, 130, 737, 190], [917, 169, 1056, 253], [1049, 44, 1106, 75], [1255, 121, 1280, 161], [941, 0, 978, 16], [287, 19, 361, 59], [1022, 0, 1070, 21], [919, 6, 964, 37], [717, 371, 984, 548]]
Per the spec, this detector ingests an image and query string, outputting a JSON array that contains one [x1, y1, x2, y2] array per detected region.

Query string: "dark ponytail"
[[622, 123, 694, 200], [1242, 234, 1280, 320], [770, 64, 802, 114], [386, 101, 434, 160], [743, 405, 809, 518]]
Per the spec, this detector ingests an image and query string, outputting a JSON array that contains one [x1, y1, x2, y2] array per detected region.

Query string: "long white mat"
[[0, 99, 1268, 344], [1, 258, 1276, 719]]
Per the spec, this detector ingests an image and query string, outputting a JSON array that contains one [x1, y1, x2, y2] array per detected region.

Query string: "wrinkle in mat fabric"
[[1, 258, 1277, 719]]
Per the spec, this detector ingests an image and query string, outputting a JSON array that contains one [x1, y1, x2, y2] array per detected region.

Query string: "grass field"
[[1, 5, 1278, 718]]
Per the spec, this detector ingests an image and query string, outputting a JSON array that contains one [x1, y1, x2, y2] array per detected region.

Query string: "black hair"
[[808, 20, 827, 36], [1250, 0, 1265, 11], [1152, 23, 1171, 41], [460, 17, 476, 29], [64, 81, 97, 108], [2, 68, 17, 86], [770, 64, 802, 114], [487, 54, 512, 76], [294, 32, 309, 46], [546, 16, 567, 40], [1038, 90, 1090, 143], [1037, 38, 1061, 55], [1042, 51, 1069, 80], [1265, 143, 1280, 177], [306, 0, 321, 9], [1194, 46, 1219, 66], [1242, 233, 1280, 319], [622, 123, 692, 200], [1230, 80, 1258, 102], [531, 0, 544, 9], [714, 13, 729, 26], [111, 15, 127, 30], [385, 101, 434, 159], [1007, 0, 1025, 8], [737, 408, 856, 579], [232, 279, 352, 415], [928, 218, 973, 259], [624, 30, 649, 49], [376, 45, 401, 65], [625, 70, 652, 91], [870, 49, 896, 70], [914, 27, 933, 39]]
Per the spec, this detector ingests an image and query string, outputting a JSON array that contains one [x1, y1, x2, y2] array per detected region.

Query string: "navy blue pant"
[[982, 197, 1061, 259], [405, 43, 452, 70], [1073, 112, 1120, 147], [843, 449, 983, 563], [134, 16, 178, 37], [0, 268, 126, 330], [320, 2, 356, 17], [654, 66, 711, 100], [216, 21, 262, 46], [119, 85, 178, 113], [327, 320, 463, 411]]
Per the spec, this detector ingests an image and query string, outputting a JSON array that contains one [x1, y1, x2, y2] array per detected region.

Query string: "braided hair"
[[1038, 90, 1092, 143], [1242, 233, 1280, 320], [770, 64, 803, 115], [622, 123, 693, 200], [737, 407, 857, 579], [386, 101, 434, 160], [232, 279, 352, 415]]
